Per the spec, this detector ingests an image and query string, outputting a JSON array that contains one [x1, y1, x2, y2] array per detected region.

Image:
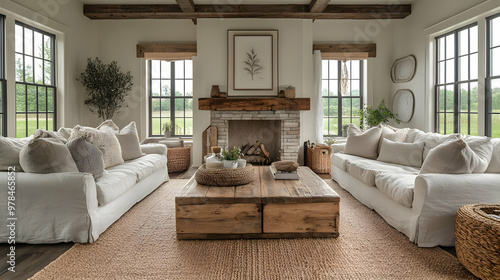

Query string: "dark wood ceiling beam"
[[175, 0, 197, 24], [309, 0, 330, 13], [83, 4, 412, 20]]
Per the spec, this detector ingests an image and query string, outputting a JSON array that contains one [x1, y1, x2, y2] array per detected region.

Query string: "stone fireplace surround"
[[210, 110, 300, 162]]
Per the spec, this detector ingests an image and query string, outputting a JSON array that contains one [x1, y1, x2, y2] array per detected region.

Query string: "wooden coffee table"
[[175, 166, 340, 239]]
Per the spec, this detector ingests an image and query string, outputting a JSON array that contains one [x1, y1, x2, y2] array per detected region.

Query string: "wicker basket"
[[306, 144, 332, 174], [195, 164, 255, 186], [455, 204, 500, 280], [167, 146, 191, 173]]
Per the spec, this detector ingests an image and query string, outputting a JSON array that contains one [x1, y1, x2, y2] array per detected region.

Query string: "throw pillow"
[[67, 136, 105, 178], [97, 119, 120, 132], [159, 139, 184, 148], [69, 126, 124, 168], [486, 138, 500, 173], [19, 138, 79, 173], [57, 127, 73, 140], [377, 138, 425, 167], [420, 138, 479, 174], [114, 121, 143, 161], [33, 129, 68, 144], [414, 132, 461, 161], [0, 136, 32, 171], [378, 126, 409, 153], [463, 136, 493, 173], [343, 124, 383, 159]]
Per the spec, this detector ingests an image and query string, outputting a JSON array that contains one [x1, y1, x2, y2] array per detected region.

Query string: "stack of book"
[[269, 162, 299, 180]]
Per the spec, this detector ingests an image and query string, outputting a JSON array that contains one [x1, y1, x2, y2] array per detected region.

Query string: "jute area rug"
[[31, 179, 475, 280]]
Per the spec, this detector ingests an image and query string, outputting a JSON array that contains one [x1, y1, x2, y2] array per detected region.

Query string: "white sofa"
[[331, 127, 500, 247], [0, 144, 169, 244]]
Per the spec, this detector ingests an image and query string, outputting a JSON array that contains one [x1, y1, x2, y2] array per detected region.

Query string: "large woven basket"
[[306, 145, 332, 174], [167, 146, 191, 173], [195, 164, 255, 186], [455, 204, 500, 279]]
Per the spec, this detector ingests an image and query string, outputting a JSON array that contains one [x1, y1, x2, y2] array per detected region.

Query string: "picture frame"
[[228, 30, 278, 97]]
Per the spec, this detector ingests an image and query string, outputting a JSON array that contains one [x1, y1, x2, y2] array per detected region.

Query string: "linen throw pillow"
[[486, 138, 500, 173], [33, 129, 69, 144], [57, 127, 73, 140], [69, 126, 124, 168], [420, 138, 480, 174], [463, 136, 493, 173], [97, 120, 143, 161], [343, 124, 383, 159], [414, 132, 461, 161], [377, 138, 425, 167], [67, 136, 105, 178], [19, 138, 79, 173], [378, 126, 409, 153], [0, 136, 32, 171]]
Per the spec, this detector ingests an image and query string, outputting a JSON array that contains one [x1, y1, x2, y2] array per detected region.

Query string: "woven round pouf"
[[455, 204, 500, 280], [195, 163, 255, 186]]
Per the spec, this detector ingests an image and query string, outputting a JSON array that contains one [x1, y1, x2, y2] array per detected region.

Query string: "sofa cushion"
[[332, 153, 363, 171], [95, 169, 137, 206], [108, 154, 166, 181], [66, 136, 105, 179], [377, 139, 425, 167], [375, 173, 416, 208], [0, 136, 32, 171], [343, 124, 382, 159], [463, 135, 493, 173], [486, 138, 500, 173], [347, 158, 419, 186], [420, 138, 479, 174], [378, 126, 409, 153], [69, 126, 124, 168], [19, 138, 79, 173]]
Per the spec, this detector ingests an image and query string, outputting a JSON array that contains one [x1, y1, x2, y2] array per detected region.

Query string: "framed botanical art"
[[228, 30, 278, 96]]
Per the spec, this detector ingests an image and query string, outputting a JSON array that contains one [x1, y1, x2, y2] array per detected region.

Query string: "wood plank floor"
[[0, 168, 456, 279]]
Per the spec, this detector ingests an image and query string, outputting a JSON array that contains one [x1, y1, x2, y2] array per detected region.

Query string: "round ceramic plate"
[[393, 89, 414, 123]]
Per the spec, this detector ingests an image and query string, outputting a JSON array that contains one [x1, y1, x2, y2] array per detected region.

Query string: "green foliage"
[[77, 58, 133, 121], [162, 121, 173, 132], [324, 138, 337, 145], [359, 99, 401, 129], [243, 47, 263, 81], [221, 146, 241, 161]]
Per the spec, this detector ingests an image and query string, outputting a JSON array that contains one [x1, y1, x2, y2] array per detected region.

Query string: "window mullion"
[[171, 61, 175, 136]]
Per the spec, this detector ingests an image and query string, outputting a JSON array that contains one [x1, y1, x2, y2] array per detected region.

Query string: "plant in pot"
[[162, 121, 173, 138], [342, 124, 350, 137], [221, 146, 242, 169], [359, 99, 401, 129], [77, 57, 133, 121]]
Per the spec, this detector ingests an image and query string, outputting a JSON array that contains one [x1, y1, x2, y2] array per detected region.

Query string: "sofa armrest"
[[0, 171, 98, 243], [141, 144, 167, 156], [413, 173, 500, 246], [332, 143, 346, 153]]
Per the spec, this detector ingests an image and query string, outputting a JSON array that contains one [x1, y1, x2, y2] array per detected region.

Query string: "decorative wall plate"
[[391, 55, 416, 83], [392, 89, 414, 123]]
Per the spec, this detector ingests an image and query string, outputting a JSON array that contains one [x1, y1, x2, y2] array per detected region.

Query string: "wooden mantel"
[[198, 98, 310, 111]]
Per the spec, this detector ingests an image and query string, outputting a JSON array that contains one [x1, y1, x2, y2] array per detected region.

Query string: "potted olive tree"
[[77, 57, 133, 121]]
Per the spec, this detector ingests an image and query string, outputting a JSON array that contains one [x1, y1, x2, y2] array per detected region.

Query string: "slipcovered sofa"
[[331, 125, 500, 247], [0, 121, 169, 244]]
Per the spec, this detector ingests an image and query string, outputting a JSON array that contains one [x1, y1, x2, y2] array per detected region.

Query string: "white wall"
[[390, 0, 490, 132]]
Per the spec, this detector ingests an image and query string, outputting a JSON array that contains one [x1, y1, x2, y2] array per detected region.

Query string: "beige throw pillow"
[[97, 120, 120, 132], [115, 122, 143, 161], [57, 127, 73, 140], [67, 136, 105, 178], [463, 136, 493, 173], [19, 138, 79, 173], [34, 129, 68, 144], [486, 138, 500, 173], [343, 124, 382, 159], [0, 136, 32, 171], [69, 126, 124, 168], [377, 138, 425, 167], [420, 139, 479, 174], [378, 126, 409, 153]]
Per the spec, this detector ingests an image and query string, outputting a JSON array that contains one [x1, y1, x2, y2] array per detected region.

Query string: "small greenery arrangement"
[[359, 99, 401, 129], [162, 121, 173, 133], [77, 57, 133, 121], [221, 146, 242, 161], [324, 138, 337, 146], [342, 124, 350, 137]]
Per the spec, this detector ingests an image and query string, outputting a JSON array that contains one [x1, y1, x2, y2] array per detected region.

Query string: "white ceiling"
[[79, 0, 414, 5]]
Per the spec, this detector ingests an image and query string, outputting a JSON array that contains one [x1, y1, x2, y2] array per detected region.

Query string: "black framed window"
[[0, 15, 6, 136], [322, 60, 363, 136], [486, 13, 500, 138], [15, 21, 56, 138], [435, 23, 478, 135], [149, 60, 193, 137]]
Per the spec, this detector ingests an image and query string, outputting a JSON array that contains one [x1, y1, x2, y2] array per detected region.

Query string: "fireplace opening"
[[228, 120, 282, 165]]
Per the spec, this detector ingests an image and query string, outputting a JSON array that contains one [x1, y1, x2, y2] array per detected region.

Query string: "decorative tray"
[[195, 163, 255, 187]]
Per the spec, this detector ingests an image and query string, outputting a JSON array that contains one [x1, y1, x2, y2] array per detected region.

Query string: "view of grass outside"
[[15, 22, 55, 138], [322, 60, 363, 137], [150, 60, 193, 137]]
